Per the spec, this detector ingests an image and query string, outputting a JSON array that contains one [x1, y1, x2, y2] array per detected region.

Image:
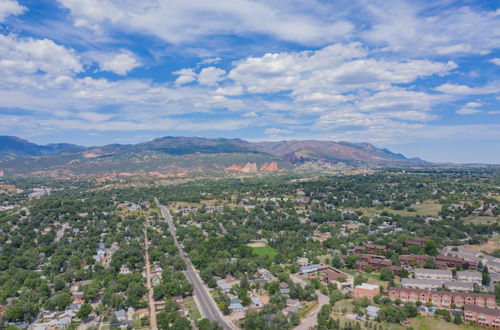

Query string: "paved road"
[[144, 229, 158, 330], [155, 198, 234, 330], [291, 274, 329, 330]]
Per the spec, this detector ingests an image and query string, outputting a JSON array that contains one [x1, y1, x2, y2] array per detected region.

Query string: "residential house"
[[217, 280, 232, 292], [119, 265, 131, 275], [297, 257, 309, 266], [279, 282, 290, 294], [286, 299, 301, 308]]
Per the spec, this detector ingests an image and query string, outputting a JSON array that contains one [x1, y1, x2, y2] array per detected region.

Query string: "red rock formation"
[[259, 162, 279, 171], [241, 162, 258, 173], [225, 164, 243, 171]]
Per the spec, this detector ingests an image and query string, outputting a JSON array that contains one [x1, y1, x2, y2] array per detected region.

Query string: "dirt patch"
[[247, 241, 267, 247], [465, 238, 500, 253]]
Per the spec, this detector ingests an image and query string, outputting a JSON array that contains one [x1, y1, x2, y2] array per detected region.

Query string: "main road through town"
[[144, 229, 158, 330], [154, 198, 234, 330]]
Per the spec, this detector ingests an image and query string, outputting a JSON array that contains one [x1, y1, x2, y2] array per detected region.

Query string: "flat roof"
[[356, 283, 379, 290]]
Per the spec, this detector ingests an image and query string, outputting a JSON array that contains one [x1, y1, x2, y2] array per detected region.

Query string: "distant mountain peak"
[[0, 135, 426, 176]]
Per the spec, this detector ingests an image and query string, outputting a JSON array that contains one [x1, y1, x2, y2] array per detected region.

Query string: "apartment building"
[[353, 283, 380, 299], [464, 305, 500, 329], [354, 244, 387, 255], [414, 269, 453, 281], [401, 278, 443, 290], [389, 287, 496, 309], [405, 237, 427, 248], [444, 281, 474, 292], [435, 255, 476, 270], [457, 271, 483, 284]]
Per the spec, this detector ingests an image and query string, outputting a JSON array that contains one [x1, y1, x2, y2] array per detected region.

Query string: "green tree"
[[77, 303, 93, 320]]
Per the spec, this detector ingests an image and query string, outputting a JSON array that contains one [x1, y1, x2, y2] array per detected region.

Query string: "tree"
[[197, 318, 223, 330], [317, 304, 332, 328], [378, 305, 407, 323], [424, 257, 436, 269], [495, 283, 500, 303], [425, 240, 439, 256], [380, 267, 393, 281], [482, 272, 491, 286], [110, 313, 120, 329], [453, 312, 462, 325], [77, 303, 93, 321], [403, 303, 419, 318]]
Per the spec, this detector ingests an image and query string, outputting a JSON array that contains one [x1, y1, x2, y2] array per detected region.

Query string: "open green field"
[[355, 200, 441, 217], [329, 314, 481, 330], [250, 245, 278, 258], [462, 216, 499, 225], [404, 316, 481, 330], [184, 296, 202, 321]]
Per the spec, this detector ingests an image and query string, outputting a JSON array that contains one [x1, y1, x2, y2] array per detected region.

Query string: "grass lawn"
[[462, 216, 499, 225], [328, 313, 482, 330], [332, 299, 354, 314], [184, 296, 202, 321], [250, 245, 278, 258], [403, 316, 482, 330], [356, 200, 441, 217]]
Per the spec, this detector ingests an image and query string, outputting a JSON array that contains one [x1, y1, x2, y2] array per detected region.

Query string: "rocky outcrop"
[[225, 162, 258, 173], [259, 162, 279, 171], [225, 164, 243, 171], [242, 162, 257, 172], [225, 162, 277, 173]]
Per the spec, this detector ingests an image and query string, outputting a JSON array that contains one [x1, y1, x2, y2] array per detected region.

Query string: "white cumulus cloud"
[[100, 53, 140, 75], [197, 67, 226, 86], [0, 0, 25, 22]]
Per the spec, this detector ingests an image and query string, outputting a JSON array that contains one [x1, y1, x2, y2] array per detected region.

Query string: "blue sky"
[[0, 0, 499, 163]]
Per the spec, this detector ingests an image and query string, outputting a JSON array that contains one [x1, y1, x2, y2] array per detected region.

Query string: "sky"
[[0, 0, 499, 163]]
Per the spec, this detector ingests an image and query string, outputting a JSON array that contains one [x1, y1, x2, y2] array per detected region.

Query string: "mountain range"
[[0, 135, 426, 177]]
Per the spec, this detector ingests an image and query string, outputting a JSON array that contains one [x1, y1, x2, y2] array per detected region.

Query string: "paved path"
[[291, 274, 329, 330], [144, 229, 158, 330], [155, 198, 235, 330]]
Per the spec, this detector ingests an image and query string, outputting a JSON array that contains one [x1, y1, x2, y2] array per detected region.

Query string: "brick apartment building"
[[355, 254, 401, 274], [436, 255, 476, 270], [354, 244, 387, 255], [400, 254, 477, 270], [464, 305, 500, 328], [405, 237, 427, 248], [353, 283, 380, 299], [388, 287, 496, 309], [400, 254, 430, 267]]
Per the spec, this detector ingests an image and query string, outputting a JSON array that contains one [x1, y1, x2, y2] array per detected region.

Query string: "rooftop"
[[356, 283, 379, 290]]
